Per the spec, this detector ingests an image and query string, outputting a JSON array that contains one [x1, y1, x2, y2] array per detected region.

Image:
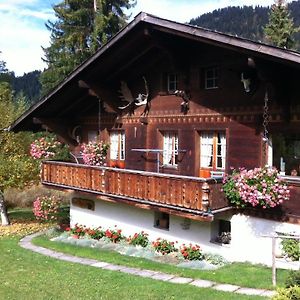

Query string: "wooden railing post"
[[201, 182, 210, 211]]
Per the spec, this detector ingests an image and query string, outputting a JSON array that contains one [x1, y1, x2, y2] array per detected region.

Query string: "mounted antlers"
[[118, 76, 149, 110]]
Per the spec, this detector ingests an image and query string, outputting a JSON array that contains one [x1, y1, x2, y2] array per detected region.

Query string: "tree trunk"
[[0, 190, 10, 226]]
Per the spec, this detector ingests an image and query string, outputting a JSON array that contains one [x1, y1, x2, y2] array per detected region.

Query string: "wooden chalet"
[[10, 13, 300, 263]]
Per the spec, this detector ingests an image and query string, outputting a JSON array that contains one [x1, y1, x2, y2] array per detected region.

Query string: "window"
[[87, 130, 98, 142], [110, 131, 125, 160], [200, 132, 226, 176], [163, 132, 178, 166], [167, 73, 178, 93], [205, 67, 218, 89], [154, 212, 169, 230], [272, 133, 300, 176]]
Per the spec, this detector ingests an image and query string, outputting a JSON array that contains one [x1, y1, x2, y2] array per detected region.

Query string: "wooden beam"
[[37, 118, 77, 146]]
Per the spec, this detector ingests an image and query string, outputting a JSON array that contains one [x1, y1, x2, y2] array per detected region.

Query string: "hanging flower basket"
[[81, 141, 109, 166], [222, 167, 290, 209]]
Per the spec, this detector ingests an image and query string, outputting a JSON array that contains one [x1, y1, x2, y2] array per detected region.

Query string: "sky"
[[0, 0, 293, 76]]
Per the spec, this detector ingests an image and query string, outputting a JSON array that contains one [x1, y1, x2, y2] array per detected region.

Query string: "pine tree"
[[264, 0, 299, 49], [40, 0, 134, 94]]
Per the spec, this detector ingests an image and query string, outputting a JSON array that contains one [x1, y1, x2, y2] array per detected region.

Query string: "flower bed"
[[52, 224, 227, 269]]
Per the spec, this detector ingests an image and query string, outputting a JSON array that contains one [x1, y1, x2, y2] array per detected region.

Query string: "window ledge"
[[210, 240, 231, 248], [161, 165, 178, 170]]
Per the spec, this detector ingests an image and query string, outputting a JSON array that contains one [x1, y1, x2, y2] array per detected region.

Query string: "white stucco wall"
[[70, 194, 300, 266]]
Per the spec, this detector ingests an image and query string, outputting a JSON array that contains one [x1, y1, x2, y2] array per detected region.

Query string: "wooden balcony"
[[41, 161, 229, 221]]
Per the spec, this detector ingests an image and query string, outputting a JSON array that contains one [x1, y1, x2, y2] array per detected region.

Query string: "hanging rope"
[[98, 98, 101, 141], [262, 89, 269, 165]]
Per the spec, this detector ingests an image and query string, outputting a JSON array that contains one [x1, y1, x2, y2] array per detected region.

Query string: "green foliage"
[[281, 238, 300, 261], [285, 270, 300, 288], [40, 0, 135, 94], [128, 231, 149, 247], [273, 286, 300, 300], [189, 2, 300, 51], [152, 238, 178, 255], [264, 0, 299, 49]]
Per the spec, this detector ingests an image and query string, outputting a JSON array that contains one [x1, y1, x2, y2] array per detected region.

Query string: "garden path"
[[20, 232, 276, 299]]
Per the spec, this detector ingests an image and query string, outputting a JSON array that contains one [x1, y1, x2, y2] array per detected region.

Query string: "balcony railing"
[[41, 161, 228, 220]]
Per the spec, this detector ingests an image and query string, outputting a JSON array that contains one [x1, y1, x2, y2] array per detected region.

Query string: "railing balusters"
[[41, 161, 227, 212]]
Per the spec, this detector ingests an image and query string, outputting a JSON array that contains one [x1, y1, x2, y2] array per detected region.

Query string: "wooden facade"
[[10, 13, 300, 222]]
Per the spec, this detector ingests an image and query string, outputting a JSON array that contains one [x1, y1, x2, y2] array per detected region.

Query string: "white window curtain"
[[110, 133, 119, 160], [163, 133, 172, 165], [200, 133, 213, 168], [220, 133, 226, 169]]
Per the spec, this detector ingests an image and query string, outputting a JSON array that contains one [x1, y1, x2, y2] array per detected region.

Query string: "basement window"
[[211, 219, 231, 245], [154, 212, 170, 230]]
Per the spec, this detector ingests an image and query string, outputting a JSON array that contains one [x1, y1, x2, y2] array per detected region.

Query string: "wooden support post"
[[272, 236, 276, 287], [201, 182, 210, 211]]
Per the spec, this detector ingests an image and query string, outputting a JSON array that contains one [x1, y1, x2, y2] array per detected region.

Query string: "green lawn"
[[0, 237, 264, 300], [33, 234, 289, 290]]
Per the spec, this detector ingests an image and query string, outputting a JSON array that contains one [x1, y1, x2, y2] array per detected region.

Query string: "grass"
[[0, 237, 264, 300], [33, 234, 289, 290]]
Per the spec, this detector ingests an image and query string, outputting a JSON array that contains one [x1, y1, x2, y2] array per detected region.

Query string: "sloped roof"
[[10, 12, 300, 132]]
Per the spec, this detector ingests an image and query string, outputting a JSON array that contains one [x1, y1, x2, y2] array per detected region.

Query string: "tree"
[[40, 0, 135, 93], [264, 0, 299, 49], [0, 82, 39, 225]]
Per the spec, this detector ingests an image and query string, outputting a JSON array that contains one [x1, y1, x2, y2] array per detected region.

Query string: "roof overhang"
[[10, 12, 300, 132]]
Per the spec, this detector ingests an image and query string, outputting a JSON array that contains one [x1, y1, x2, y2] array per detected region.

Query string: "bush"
[[5, 184, 70, 209], [85, 227, 105, 240], [272, 286, 300, 300], [282, 238, 300, 261], [152, 238, 177, 255], [128, 231, 149, 247], [286, 270, 300, 288], [180, 243, 203, 260], [223, 167, 290, 209], [104, 227, 124, 243], [33, 195, 61, 222], [30, 134, 70, 161], [81, 141, 109, 166]]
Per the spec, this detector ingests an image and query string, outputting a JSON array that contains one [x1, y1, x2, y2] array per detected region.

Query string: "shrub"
[[66, 224, 86, 238], [128, 231, 149, 247], [5, 184, 69, 209], [272, 286, 300, 300], [282, 238, 300, 261], [30, 134, 70, 161], [104, 227, 124, 243], [81, 141, 109, 166], [33, 195, 61, 222], [285, 270, 300, 288], [223, 167, 290, 209], [85, 227, 105, 240], [180, 243, 203, 260], [152, 238, 177, 255]]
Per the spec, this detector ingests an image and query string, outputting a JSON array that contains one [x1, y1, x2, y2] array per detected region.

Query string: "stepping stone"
[[135, 270, 158, 278], [261, 290, 277, 298], [151, 273, 175, 281], [102, 264, 124, 271], [169, 277, 193, 284], [213, 283, 240, 292], [78, 258, 99, 266], [60, 255, 84, 263], [236, 288, 267, 296], [190, 279, 215, 288], [119, 267, 140, 275], [91, 262, 110, 268]]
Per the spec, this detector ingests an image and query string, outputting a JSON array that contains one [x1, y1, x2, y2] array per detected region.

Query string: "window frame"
[[204, 67, 219, 90], [167, 73, 178, 93]]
